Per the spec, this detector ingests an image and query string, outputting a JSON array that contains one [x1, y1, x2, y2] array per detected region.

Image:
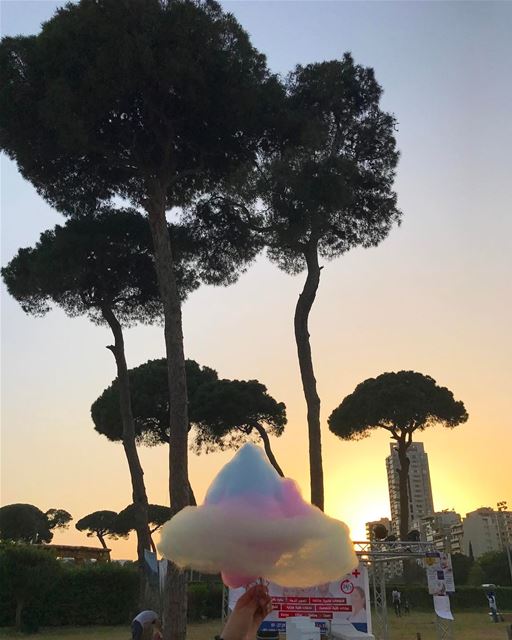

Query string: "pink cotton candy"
[[158, 444, 357, 587], [222, 571, 255, 588]]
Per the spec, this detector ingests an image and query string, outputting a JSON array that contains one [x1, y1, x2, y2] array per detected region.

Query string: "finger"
[[259, 595, 272, 608], [242, 585, 260, 601], [255, 600, 273, 620]]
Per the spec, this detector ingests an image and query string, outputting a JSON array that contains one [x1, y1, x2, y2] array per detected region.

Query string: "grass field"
[[387, 610, 511, 639], [0, 612, 510, 639]]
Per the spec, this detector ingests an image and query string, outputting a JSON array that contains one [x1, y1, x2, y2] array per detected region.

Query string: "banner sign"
[[425, 552, 455, 595], [229, 563, 370, 635], [433, 595, 454, 620]]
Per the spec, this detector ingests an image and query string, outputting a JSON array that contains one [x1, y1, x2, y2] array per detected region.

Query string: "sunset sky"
[[1, 1, 511, 559]]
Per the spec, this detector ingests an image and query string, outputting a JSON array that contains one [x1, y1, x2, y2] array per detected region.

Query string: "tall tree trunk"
[[396, 438, 416, 583], [396, 440, 411, 540], [146, 183, 189, 640], [15, 600, 24, 631], [294, 240, 324, 510], [253, 424, 285, 477], [102, 305, 152, 608], [188, 480, 197, 506], [97, 533, 108, 549]]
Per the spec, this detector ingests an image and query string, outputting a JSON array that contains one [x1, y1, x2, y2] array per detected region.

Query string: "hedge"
[[47, 562, 140, 625], [2, 560, 510, 628], [0, 561, 139, 628], [384, 585, 512, 612], [0, 560, 224, 628], [188, 583, 223, 621]]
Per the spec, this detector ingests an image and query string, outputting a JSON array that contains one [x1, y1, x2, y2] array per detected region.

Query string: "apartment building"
[[462, 506, 512, 558], [386, 442, 434, 536], [450, 521, 464, 554], [421, 510, 462, 552]]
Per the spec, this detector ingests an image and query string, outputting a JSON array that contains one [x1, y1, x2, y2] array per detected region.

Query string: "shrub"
[[0, 554, 223, 627], [187, 582, 223, 621], [0, 543, 62, 631], [46, 562, 139, 625]]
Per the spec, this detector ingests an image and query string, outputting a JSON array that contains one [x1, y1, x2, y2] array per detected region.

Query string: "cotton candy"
[[158, 443, 357, 587]]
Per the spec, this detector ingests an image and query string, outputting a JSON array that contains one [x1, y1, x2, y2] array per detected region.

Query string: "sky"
[[1, 0, 511, 559]]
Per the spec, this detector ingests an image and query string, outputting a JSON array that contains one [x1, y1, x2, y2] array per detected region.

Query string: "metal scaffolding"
[[353, 540, 439, 640], [434, 614, 454, 640]]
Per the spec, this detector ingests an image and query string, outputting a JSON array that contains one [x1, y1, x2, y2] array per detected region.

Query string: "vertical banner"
[[433, 595, 454, 620], [229, 563, 370, 635], [425, 552, 455, 595], [158, 559, 167, 594], [144, 549, 159, 588]]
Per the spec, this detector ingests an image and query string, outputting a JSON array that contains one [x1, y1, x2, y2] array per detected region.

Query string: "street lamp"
[[496, 501, 512, 586]]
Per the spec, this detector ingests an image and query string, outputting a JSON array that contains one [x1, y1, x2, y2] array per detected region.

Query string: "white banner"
[[425, 552, 455, 595], [229, 563, 371, 635], [433, 595, 454, 620]]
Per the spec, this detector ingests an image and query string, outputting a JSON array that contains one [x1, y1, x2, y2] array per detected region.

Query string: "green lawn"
[[0, 613, 510, 639], [0, 621, 219, 640], [387, 610, 511, 639]]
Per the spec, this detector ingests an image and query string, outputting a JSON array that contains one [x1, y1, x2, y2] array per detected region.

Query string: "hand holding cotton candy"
[[220, 584, 273, 640], [158, 444, 357, 587]]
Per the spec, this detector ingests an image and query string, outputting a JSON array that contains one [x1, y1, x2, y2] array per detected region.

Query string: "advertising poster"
[[229, 563, 370, 635], [425, 552, 455, 595]]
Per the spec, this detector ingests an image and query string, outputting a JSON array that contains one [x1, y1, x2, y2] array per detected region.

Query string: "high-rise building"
[[386, 442, 434, 536]]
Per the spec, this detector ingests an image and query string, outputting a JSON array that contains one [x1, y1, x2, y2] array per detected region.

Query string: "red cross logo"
[[352, 569, 361, 578]]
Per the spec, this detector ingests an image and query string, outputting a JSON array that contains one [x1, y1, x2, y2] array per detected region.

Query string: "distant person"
[[131, 610, 161, 640], [347, 586, 367, 624], [391, 588, 401, 617], [486, 591, 499, 623]]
